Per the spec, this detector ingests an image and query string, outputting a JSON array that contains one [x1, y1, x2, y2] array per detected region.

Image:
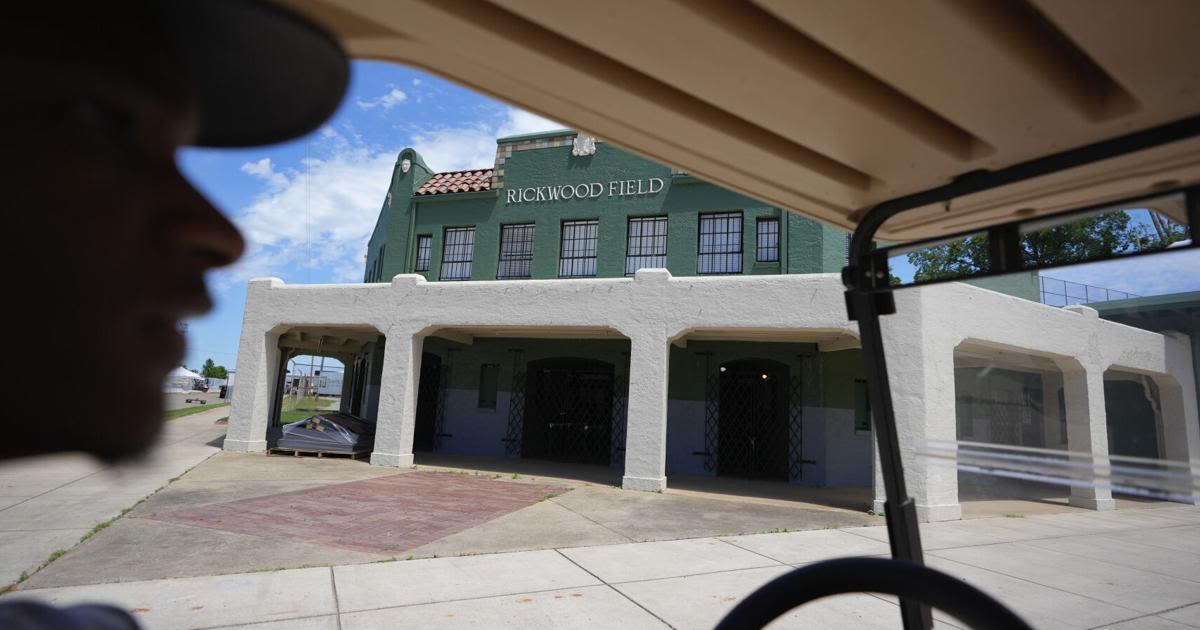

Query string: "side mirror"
[[880, 189, 1196, 289]]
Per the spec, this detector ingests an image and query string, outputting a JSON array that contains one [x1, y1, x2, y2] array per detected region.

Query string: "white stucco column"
[[622, 332, 671, 491], [871, 435, 886, 515], [880, 289, 961, 522], [370, 328, 425, 467], [225, 278, 284, 453], [1058, 358, 1116, 510], [1158, 332, 1200, 505]]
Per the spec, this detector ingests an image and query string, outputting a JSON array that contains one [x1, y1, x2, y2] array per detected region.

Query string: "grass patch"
[[164, 402, 230, 421], [277, 396, 340, 425]]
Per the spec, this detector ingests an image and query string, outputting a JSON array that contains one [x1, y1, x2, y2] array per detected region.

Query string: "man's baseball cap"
[[5, 1, 349, 148], [162, 0, 350, 147]]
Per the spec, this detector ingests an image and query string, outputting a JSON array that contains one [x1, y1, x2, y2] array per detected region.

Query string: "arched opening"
[[1104, 371, 1162, 460], [522, 357, 615, 465], [717, 358, 790, 480], [413, 352, 443, 452]]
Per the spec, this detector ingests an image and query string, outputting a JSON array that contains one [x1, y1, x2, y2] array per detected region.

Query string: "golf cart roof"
[[282, 0, 1200, 242]]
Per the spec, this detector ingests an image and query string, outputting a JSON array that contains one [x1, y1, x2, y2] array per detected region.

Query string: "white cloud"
[[498, 109, 564, 137], [357, 87, 408, 110], [411, 108, 565, 172], [239, 158, 288, 189], [218, 129, 397, 287], [411, 78, 422, 86], [212, 107, 567, 289]]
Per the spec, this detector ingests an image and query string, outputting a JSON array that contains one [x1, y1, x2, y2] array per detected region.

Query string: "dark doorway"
[[413, 353, 443, 452], [1105, 378, 1161, 459], [349, 356, 367, 418], [718, 358, 790, 480], [523, 357, 615, 465]]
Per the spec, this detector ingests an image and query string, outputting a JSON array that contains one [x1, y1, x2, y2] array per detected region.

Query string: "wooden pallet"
[[267, 448, 370, 460]]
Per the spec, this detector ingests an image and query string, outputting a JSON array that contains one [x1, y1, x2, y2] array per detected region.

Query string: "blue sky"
[[178, 61, 563, 372], [180, 60, 1198, 373]]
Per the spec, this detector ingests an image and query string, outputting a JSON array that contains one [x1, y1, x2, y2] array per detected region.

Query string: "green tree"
[[200, 358, 228, 379], [907, 210, 1186, 282]]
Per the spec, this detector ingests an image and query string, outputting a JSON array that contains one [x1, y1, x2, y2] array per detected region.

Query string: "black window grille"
[[698, 211, 743, 274], [756, 218, 780, 262], [439, 226, 475, 281], [625, 216, 668, 275], [497, 224, 535, 279], [414, 235, 432, 272], [559, 219, 599, 277]]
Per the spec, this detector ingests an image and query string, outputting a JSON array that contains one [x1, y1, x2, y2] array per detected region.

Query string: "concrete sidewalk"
[[0, 410, 228, 589], [6, 505, 1198, 629]]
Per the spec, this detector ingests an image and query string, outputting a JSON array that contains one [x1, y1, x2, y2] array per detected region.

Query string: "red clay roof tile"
[[414, 169, 493, 196]]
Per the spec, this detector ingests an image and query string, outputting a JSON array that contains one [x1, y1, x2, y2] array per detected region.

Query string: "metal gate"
[[518, 357, 615, 465], [704, 358, 801, 481], [413, 352, 442, 452]]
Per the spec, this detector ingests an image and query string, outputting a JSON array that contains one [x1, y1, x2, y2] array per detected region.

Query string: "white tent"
[[164, 367, 204, 393]]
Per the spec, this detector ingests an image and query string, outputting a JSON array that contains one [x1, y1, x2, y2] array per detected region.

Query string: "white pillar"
[[370, 328, 424, 468], [622, 331, 671, 492], [1058, 359, 1116, 510], [225, 278, 284, 453], [880, 289, 961, 522], [871, 435, 886, 515], [1159, 332, 1200, 505]]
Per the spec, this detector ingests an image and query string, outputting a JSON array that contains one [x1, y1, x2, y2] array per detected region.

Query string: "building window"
[[414, 235, 432, 272], [625, 216, 668, 275], [497, 224, 535, 279], [697, 211, 742, 274], [854, 379, 872, 432], [478, 364, 500, 409], [559, 219, 599, 278], [756, 218, 780, 262], [439, 226, 475, 281]]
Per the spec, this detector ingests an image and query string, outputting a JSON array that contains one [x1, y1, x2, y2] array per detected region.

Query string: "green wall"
[[421, 336, 864, 412], [369, 139, 847, 283]]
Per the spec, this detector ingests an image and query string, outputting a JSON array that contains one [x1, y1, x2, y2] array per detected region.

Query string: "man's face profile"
[[3, 11, 245, 461]]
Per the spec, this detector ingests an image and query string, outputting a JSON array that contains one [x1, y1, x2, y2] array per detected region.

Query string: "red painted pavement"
[[148, 472, 568, 554]]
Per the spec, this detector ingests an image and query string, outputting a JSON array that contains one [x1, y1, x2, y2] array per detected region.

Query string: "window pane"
[[698, 211, 742, 274], [440, 227, 475, 280], [757, 218, 779, 262], [415, 235, 432, 272], [626, 216, 668, 275], [559, 219, 599, 277], [498, 224, 535, 279]]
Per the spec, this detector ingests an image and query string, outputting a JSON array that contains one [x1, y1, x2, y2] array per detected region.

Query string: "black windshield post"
[[843, 252, 933, 630], [840, 114, 1200, 630]]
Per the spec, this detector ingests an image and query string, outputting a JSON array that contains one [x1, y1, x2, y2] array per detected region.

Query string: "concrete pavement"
[[0, 409, 228, 589], [4, 505, 1198, 629]]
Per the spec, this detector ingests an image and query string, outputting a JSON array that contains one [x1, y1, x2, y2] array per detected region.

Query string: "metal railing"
[[1039, 275, 1139, 307]]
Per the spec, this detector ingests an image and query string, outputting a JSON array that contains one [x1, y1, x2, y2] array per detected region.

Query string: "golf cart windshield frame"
[[840, 114, 1200, 630]]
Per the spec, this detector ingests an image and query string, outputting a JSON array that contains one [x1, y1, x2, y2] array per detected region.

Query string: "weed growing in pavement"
[[511, 472, 521, 479], [491, 474, 502, 479]]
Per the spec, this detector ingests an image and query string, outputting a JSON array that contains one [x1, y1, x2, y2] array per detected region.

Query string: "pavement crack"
[[554, 548, 677, 629], [549, 499, 635, 542], [714, 537, 787, 566], [329, 566, 343, 630]]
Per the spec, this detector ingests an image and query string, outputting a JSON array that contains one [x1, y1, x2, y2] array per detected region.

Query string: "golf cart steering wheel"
[[715, 557, 1033, 630]]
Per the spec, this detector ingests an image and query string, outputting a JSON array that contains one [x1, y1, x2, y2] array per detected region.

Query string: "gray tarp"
[[268, 412, 374, 453]]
